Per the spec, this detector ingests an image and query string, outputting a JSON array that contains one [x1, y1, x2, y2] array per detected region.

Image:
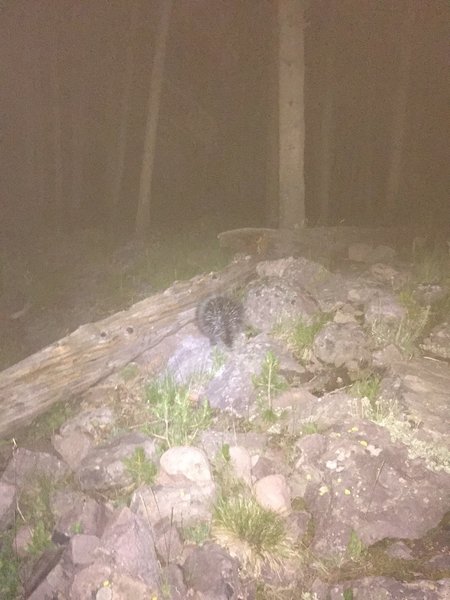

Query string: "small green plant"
[[346, 530, 365, 562], [301, 422, 320, 436], [212, 494, 297, 576], [220, 443, 231, 462], [0, 532, 20, 600], [274, 314, 330, 362], [123, 447, 157, 487], [31, 402, 73, 440], [343, 589, 354, 600], [120, 363, 140, 381], [253, 351, 288, 422], [213, 446, 248, 500], [17, 475, 57, 560], [211, 347, 227, 372], [369, 291, 430, 356], [143, 375, 212, 449], [70, 522, 83, 535], [183, 521, 211, 544], [27, 521, 53, 556], [349, 374, 381, 407]]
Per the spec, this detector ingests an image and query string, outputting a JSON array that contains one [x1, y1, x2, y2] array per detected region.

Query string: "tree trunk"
[[317, 5, 337, 225], [109, 0, 140, 237], [385, 3, 415, 221], [69, 5, 85, 224], [135, 0, 173, 239], [278, 0, 305, 229], [51, 3, 64, 228]]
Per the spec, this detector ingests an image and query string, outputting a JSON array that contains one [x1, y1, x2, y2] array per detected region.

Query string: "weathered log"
[[0, 259, 257, 439], [218, 225, 426, 260]]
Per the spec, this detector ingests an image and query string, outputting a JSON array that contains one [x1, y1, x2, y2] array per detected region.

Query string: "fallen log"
[[0, 258, 257, 439]]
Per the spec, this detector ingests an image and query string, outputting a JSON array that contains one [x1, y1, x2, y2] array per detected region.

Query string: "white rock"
[[229, 446, 253, 486], [159, 446, 212, 483], [254, 474, 291, 515]]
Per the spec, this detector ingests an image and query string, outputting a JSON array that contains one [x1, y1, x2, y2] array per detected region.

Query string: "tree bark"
[[278, 0, 306, 229], [385, 3, 415, 220], [317, 5, 337, 225], [109, 0, 140, 237], [135, 0, 173, 239]]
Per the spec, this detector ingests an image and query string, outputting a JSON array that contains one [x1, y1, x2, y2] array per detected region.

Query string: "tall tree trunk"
[[135, 0, 173, 239], [109, 0, 140, 238], [69, 5, 86, 225], [385, 2, 415, 221], [266, 1, 279, 227], [51, 2, 64, 229], [278, 0, 305, 229], [317, 5, 337, 225], [357, 1, 376, 223]]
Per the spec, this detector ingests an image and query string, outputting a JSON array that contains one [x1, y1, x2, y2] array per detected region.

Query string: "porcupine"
[[196, 295, 244, 347]]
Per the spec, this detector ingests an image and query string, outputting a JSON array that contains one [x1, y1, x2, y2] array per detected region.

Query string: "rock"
[[0, 481, 16, 529], [77, 432, 156, 492], [228, 446, 253, 486], [70, 534, 100, 565], [421, 322, 450, 359], [293, 418, 450, 560], [99, 507, 160, 589], [52, 490, 109, 537], [329, 576, 450, 599], [1, 448, 69, 488], [159, 446, 212, 484], [313, 322, 372, 370], [183, 542, 249, 600], [254, 474, 291, 515], [52, 407, 116, 469], [131, 478, 216, 528]]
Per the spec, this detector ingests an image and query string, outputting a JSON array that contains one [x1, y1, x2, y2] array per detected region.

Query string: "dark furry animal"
[[196, 295, 243, 347]]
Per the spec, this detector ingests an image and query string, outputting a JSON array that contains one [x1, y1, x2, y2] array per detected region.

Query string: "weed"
[[18, 475, 56, 558], [120, 363, 140, 381], [183, 521, 211, 544], [211, 347, 227, 372], [123, 447, 157, 487], [143, 375, 212, 449], [369, 291, 430, 356], [212, 494, 297, 576], [0, 532, 20, 600], [30, 402, 73, 440], [70, 522, 83, 535], [346, 530, 365, 561], [212, 446, 249, 500], [274, 314, 330, 362], [300, 422, 320, 436], [253, 351, 288, 422], [27, 521, 52, 556], [349, 374, 381, 407]]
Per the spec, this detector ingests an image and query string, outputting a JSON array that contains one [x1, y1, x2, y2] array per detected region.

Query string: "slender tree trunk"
[[278, 0, 305, 229], [51, 3, 63, 229], [385, 2, 415, 221], [317, 6, 337, 225], [266, 1, 279, 227], [109, 0, 140, 237], [69, 5, 85, 225], [135, 0, 173, 239]]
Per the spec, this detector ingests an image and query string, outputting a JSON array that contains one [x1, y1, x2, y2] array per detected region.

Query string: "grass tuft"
[[212, 494, 297, 577]]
